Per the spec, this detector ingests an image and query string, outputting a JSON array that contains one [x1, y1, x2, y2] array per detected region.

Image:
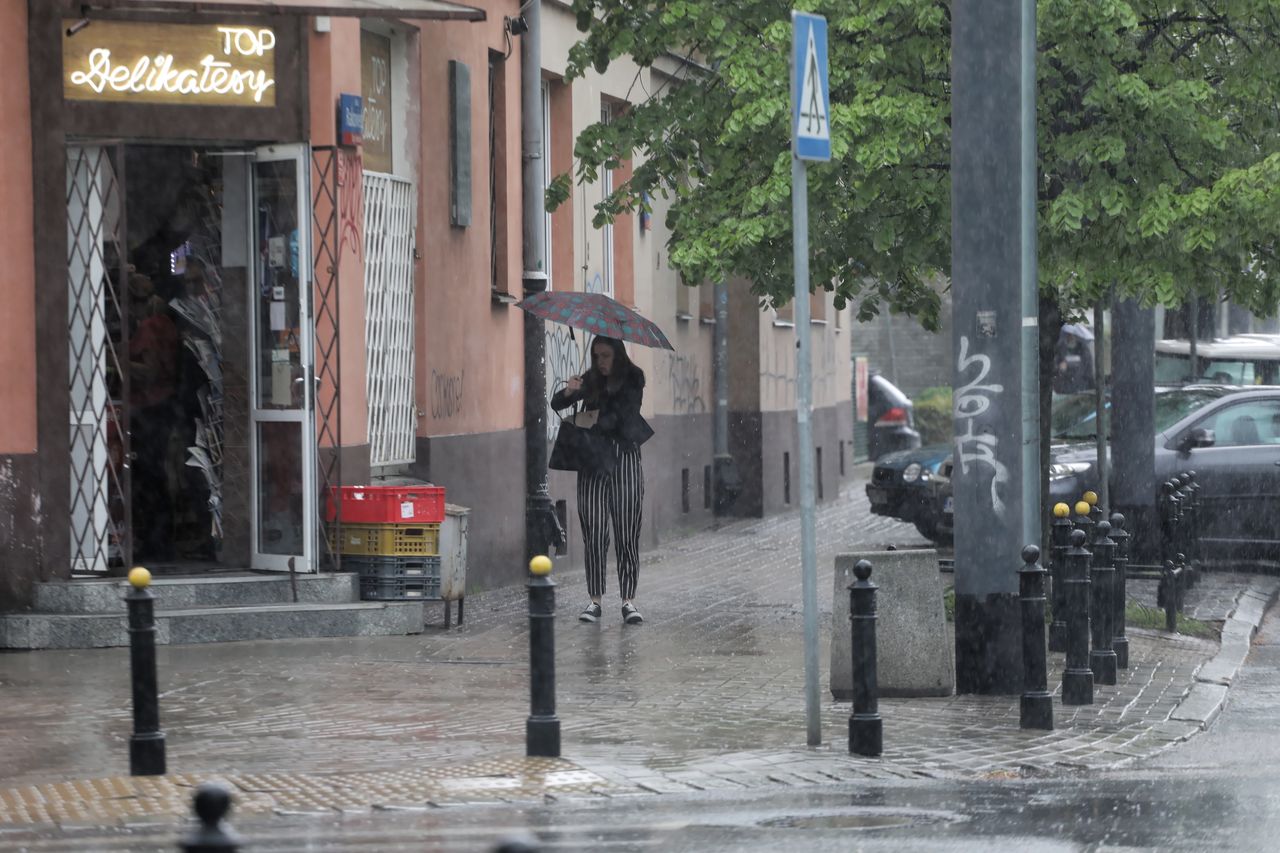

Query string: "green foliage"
[[555, 1, 1280, 324], [913, 385, 953, 446], [1126, 601, 1218, 639]]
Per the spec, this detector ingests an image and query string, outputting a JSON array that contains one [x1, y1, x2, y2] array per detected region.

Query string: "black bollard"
[[1062, 529, 1094, 705], [125, 567, 166, 776], [848, 560, 882, 757], [526, 556, 560, 757], [1109, 513, 1131, 669], [1048, 504, 1073, 653], [179, 782, 240, 852], [1160, 481, 1180, 567], [1174, 476, 1192, 579], [1161, 559, 1180, 633], [1186, 471, 1205, 570], [1019, 545, 1053, 730], [1089, 520, 1118, 686], [1085, 490, 1104, 527], [1073, 499, 1095, 550]]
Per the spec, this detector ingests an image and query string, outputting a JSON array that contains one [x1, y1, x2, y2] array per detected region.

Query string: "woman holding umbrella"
[[551, 336, 653, 624]]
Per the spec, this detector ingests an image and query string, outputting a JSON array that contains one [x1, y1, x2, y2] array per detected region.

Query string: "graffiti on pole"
[[954, 334, 1009, 516]]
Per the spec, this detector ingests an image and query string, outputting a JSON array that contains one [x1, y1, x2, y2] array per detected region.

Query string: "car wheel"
[[913, 520, 938, 541]]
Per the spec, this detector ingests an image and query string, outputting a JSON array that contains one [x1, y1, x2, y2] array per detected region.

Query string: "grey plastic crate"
[[360, 575, 442, 601], [347, 555, 442, 581]]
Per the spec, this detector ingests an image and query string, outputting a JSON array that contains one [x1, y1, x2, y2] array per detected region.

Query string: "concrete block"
[[830, 549, 954, 698]]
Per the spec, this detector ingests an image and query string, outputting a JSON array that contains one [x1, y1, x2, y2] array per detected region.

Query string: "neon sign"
[[64, 21, 277, 107]]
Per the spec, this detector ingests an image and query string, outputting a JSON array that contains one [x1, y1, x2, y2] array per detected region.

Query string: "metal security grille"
[[312, 146, 344, 568], [363, 170, 417, 468], [66, 144, 130, 574]]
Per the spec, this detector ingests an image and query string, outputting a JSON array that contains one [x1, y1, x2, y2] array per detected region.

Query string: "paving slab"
[[0, 479, 1273, 835]]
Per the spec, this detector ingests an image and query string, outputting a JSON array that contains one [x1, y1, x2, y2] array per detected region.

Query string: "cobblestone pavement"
[[0, 473, 1272, 836]]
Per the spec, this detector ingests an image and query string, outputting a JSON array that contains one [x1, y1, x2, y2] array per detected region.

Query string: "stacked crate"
[[326, 486, 446, 600]]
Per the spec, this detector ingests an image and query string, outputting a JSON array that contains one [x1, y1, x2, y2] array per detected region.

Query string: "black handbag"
[[549, 404, 618, 475]]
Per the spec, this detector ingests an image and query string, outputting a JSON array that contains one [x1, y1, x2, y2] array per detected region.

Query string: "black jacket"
[[551, 368, 654, 448]]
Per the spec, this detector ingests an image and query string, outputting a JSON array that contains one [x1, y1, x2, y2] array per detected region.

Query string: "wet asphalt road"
[[13, 605, 1280, 851]]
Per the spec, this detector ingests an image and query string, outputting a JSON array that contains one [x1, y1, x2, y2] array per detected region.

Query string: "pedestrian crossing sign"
[[792, 11, 831, 162]]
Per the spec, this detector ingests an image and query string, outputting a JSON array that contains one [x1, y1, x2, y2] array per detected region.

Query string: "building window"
[[488, 51, 508, 294], [810, 288, 827, 324]]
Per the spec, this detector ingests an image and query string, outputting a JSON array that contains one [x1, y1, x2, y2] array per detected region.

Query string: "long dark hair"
[[583, 335, 644, 400]]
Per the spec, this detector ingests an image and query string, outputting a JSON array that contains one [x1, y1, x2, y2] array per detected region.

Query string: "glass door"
[[249, 144, 316, 572]]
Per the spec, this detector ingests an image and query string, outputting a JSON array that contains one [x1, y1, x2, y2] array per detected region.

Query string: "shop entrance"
[[66, 143, 318, 575]]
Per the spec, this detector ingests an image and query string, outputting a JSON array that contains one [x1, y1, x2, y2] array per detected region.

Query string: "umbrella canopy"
[[516, 291, 674, 351], [1060, 323, 1095, 342]]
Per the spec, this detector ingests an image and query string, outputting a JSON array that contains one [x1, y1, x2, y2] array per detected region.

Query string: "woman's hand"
[[566, 375, 583, 394]]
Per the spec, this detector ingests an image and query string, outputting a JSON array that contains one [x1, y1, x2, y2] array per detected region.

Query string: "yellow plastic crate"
[[328, 523, 441, 557]]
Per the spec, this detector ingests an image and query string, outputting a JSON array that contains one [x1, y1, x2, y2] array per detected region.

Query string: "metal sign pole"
[[792, 154, 820, 746], [791, 10, 830, 748]]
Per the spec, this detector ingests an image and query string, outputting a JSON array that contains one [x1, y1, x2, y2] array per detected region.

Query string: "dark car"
[[868, 373, 922, 461], [865, 444, 953, 541], [871, 392, 1104, 544], [1049, 385, 1280, 553], [935, 386, 1280, 556]]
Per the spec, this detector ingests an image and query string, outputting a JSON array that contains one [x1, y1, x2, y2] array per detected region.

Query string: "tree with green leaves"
[[549, 0, 1280, 325]]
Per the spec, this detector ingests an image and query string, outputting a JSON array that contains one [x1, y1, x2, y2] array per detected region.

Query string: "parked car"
[[1155, 334, 1280, 386], [870, 391, 1104, 544], [865, 444, 952, 541], [867, 373, 922, 461], [933, 385, 1280, 556]]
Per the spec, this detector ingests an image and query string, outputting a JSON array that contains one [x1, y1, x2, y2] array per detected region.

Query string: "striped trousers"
[[577, 444, 644, 601]]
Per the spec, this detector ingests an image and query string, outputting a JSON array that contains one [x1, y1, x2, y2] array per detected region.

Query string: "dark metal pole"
[[1089, 520, 1117, 686], [1111, 299, 1158, 564], [1019, 545, 1053, 730], [848, 560, 882, 757], [1061, 529, 1094, 705], [1048, 504, 1073, 652], [179, 782, 240, 852], [1109, 512, 1130, 669], [1093, 301, 1109, 512], [521, 0, 565, 562], [526, 555, 560, 757], [125, 568, 165, 776], [712, 280, 740, 514]]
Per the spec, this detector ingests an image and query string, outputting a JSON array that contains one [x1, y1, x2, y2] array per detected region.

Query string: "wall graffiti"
[[337, 148, 364, 260], [668, 353, 706, 414], [430, 369, 465, 420], [953, 334, 1009, 515], [545, 324, 590, 442]]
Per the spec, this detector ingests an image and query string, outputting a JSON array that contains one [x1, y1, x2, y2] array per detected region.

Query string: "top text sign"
[[63, 20, 277, 107], [792, 12, 831, 161]]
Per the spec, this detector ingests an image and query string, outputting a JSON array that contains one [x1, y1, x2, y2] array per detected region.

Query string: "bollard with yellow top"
[[1082, 490, 1105, 526], [125, 567, 166, 776], [1073, 498, 1095, 544], [526, 555, 560, 757], [1048, 502, 1074, 653]]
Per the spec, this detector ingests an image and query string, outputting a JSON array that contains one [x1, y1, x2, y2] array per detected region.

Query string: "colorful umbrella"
[[516, 291, 674, 350]]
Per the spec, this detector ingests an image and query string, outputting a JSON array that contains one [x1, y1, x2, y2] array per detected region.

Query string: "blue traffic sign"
[[792, 12, 831, 162]]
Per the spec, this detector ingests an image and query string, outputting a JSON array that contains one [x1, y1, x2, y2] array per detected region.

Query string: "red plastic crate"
[[326, 485, 446, 524]]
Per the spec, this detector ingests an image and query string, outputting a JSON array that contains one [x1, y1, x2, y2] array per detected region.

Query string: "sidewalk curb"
[[1173, 577, 1280, 727]]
